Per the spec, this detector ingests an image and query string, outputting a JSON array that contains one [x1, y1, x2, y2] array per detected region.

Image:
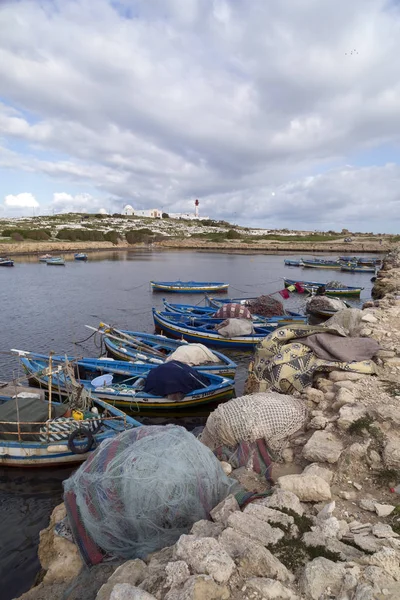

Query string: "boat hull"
[[284, 278, 363, 297], [340, 266, 376, 273], [302, 261, 341, 269], [0, 260, 14, 267], [151, 281, 229, 293]]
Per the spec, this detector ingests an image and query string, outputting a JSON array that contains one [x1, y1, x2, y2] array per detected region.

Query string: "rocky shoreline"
[[16, 249, 400, 600]]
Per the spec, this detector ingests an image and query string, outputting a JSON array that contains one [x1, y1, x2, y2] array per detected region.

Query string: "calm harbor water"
[[0, 249, 377, 599]]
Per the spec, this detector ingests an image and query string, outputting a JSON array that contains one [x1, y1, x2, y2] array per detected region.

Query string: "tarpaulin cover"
[[143, 360, 209, 396], [0, 395, 67, 441], [63, 425, 238, 565], [213, 303, 252, 320]]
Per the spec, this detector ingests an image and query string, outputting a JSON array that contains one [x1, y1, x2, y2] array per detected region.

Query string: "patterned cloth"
[[214, 439, 274, 481], [250, 325, 377, 394], [213, 303, 252, 319]]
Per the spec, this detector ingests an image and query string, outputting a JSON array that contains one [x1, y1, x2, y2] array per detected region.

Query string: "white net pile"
[[63, 425, 238, 559], [200, 392, 307, 454]]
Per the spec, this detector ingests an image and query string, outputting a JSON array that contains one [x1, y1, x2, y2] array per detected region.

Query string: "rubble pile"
[[18, 248, 400, 600]]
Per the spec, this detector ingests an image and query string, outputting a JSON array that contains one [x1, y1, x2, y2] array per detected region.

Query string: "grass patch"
[[348, 415, 375, 435], [383, 381, 400, 397]]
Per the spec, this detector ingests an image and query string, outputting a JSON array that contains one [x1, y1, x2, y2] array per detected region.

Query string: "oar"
[[85, 325, 165, 358]]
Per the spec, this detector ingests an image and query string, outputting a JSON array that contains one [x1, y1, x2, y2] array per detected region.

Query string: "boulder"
[[308, 415, 328, 430], [375, 503, 396, 517], [190, 520, 224, 539], [362, 547, 400, 580], [165, 575, 230, 600], [243, 504, 296, 533], [332, 387, 355, 411], [260, 488, 304, 516], [218, 528, 293, 582], [302, 431, 344, 464], [384, 433, 400, 470], [329, 371, 365, 382], [210, 495, 240, 528], [373, 523, 399, 538], [300, 557, 346, 600], [302, 463, 334, 484], [244, 578, 299, 599], [305, 388, 324, 403], [96, 561, 148, 600], [109, 585, 157, 600], [278, 474, 331, 502], [227, 512, 284, 546], [361, 313, 378, 324], [337, 404, 367, 431], [174, 536, 235, 584], [165, 561, 191, 589]]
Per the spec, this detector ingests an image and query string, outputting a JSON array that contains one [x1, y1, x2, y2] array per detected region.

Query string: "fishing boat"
[[0, 257, 14, 267], [150, 281, 229, 293], [39, 254, 53, 262], [284, 259, 302, 267], [339, 256, 382, 266], [152, 309, 277, 349], [46, 257, 65, 266], [340, 264, 377, 274], [204, 296, 305, 319], [0, 380, 141, 467], [162, 299, 307, 325], [16, 352, 235, 412], [284, 278, 363, 297], [301, 258, 342, 269], [74, 253, 88, 261], [92, 325, 237, 378]]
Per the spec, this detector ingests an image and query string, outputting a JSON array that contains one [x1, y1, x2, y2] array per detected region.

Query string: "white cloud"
[[0, 0, 400, 229], [51, 192, 118, 214], [4, 192, 39, 208]]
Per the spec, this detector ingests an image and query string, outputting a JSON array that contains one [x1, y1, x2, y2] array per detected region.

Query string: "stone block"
[[302, 431, 344, 464]]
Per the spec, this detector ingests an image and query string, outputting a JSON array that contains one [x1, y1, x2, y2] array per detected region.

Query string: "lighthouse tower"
[[195, 199, 199, 218]]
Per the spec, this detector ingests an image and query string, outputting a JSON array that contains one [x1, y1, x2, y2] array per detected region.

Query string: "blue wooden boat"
[[46, 257, 65, 266], [39, 254, 53, 262], [152, 309, 276, 349], [339, 256, 382, 266], [0, 381, 140, 467], [93, 325, 238, 378], [301, 258, 341, 269], [16, 352, 235, 412], [74, 253, 88, 261], [340, 264, 377, 274], [284, 278, 363, 297], [284, 259, 302, 266], [0, 257, 14, 267], [162, 299, 307, 325], [151, 281, 229, 293]]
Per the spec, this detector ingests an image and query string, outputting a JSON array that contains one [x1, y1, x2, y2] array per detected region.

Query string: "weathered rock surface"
[[227, 511, 284, 546], [259, 488, 304, 516], [96, 561, 148, 600], [190, 520, 224, 539], [384, 432, 400, 469], [165, 575, 230, 600], [244, 578, 299, 599], [302, 431, 344, 464], [175, 535, 235, 584], [300, 557, 346, 600], [210, 495, 240, 528], [302, 463, 334, 484], [337, 403, 367, 430], [108, 585, 156, 600], [278, 474, 331, 502], [329, 371, 365, 382]]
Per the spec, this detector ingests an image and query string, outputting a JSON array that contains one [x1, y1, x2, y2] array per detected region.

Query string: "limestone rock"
[[96, 560, 148, 600], [353, 534, 384, 553], [210, 495, 240, 528], [278, 474, 331, 502], [308, 415, 328, 430], [227, 512, 284, 546], [109, 585, 157, 600], [244, 578, 299, 599], [220, 461, 232, 476], [165, 575, 230, 600], [337, 403, 367, 430], [373, 523, 400, 538], [375, 503, 396, 517], [260, 488, 304, 516], [352, 583, 375, 600], [384, 433, 400, 470], [38, 503, 83, 585], [362, 547, 400, 580], [329, 371, 365, 382], [334, 380, 357, 391], [302, 431, 344, 464], [302, 531, 364, 561], [305, 388, 324, 403], [165, 561, 191, 589], [359, 498, 376, 512], [332, 387, 355, 411], [243, 504, 296, 534], [361, 313, 378, 324], [175, 535, 235, 584], [219, 528, 293, 582], [303, 463, 334, 484], [300, 557, 346, 600], [190, 520, 224, 539], [281, 447, 294, 463]]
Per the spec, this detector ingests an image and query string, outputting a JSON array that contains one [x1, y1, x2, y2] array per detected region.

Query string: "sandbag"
[[213, 303, 252, 320], [166, 343, 220, 365], [64, 425, 238, 563], [200, 392, 307, 454], [215, 318, 254, 337]]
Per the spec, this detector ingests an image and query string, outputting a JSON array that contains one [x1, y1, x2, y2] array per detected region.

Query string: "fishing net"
[[63, 425, 238, 564], [247, 295, 285, 317], [200, 392, 307, 455], [306, 296, 347, 312], [326, 280, 347, 289]]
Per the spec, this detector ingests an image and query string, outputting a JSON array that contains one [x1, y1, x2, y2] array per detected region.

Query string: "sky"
[[1, 0, 400, 232]]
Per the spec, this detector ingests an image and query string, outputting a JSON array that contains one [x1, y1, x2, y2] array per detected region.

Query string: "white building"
[[123, 205, 162, 219]]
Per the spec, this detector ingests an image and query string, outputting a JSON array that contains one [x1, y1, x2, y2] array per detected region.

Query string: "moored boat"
[[46, 257, 65, 266], [150, 281, 229, 293], [301, 258, 342, 269], [93, 324, 238, 378], [284, 278, 363, 297], [0, 257, 14, 267], [74, 253, 88, 261], [39, 254, 53, 262], [340, 264, 377, 274], [284, 259, 302, 266], [0, 381, 140, 467], [152, 309, 276, 349], [16, 351, 235, 412]]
